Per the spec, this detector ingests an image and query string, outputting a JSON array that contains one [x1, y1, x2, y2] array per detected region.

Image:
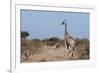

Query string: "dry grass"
[[21, 37, 90, 63]]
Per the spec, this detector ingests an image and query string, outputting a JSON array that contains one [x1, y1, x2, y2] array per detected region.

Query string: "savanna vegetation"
[[21, 31, 90, 62]]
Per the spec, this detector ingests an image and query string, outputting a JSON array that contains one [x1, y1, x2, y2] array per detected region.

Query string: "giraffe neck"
[[64, 32, 68, 40], [65, 23, 67, 34]]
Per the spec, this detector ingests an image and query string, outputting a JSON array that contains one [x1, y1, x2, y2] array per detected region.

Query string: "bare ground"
[[21, 46, 89, 63]]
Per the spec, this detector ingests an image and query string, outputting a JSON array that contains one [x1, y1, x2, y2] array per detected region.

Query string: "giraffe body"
[[64, 33, 75, 57]]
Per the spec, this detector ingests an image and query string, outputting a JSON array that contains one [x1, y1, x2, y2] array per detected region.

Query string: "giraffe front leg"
[[67, 46, 73, 59], [66, 45, 70, 57], [69, 47, 74, 59], [71, 47, 75, 58], [64, 44, 68, 57], [64, 48, 69, 57]]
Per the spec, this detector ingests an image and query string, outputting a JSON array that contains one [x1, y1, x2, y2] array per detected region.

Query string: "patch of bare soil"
[[21, 46, 89, 63]]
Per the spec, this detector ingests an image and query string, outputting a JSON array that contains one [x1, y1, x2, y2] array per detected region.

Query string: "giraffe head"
[[61, 19, 67, 25]]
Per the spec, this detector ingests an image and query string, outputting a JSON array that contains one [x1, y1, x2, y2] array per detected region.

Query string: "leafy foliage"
[[21, 31, 29, 38]]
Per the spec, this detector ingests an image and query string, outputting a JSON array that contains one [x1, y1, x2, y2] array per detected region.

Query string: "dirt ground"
[[21, 46, 89, 63]]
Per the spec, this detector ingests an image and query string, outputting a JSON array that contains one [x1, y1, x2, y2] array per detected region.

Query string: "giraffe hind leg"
[[71, 47, 75, 58], [72, 47, 75, 51]]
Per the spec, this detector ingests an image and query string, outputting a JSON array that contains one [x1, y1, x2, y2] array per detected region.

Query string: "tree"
[[21, 31, 29, 38], [48, 37, 60, 43]]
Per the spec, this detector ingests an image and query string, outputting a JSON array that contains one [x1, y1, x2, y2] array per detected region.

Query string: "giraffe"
[[61, 19, 75, 58], [21, 47, 31, 60], [48, 42, 59, 56], [43, 42, 59, 56]]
